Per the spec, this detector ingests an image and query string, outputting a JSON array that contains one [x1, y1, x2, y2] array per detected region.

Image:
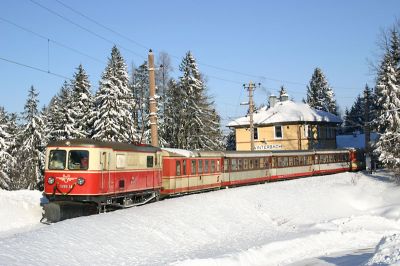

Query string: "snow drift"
[[1, 171, 400, 265]]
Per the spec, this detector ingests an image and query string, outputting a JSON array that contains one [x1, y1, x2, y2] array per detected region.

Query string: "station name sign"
[[255, 144, 283, 150]]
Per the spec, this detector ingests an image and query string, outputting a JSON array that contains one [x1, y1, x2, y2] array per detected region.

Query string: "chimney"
[[280, 93, 289, 102], [269, 95, 278, 108]]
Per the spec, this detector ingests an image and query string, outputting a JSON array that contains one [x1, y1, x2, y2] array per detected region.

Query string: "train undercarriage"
[[41, 189, 160, 224]]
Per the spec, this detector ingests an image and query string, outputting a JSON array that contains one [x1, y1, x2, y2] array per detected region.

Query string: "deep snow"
[[1, 171, 400, 265]]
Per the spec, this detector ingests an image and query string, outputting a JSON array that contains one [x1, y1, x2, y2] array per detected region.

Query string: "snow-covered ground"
[[1, 171, 400, 265]]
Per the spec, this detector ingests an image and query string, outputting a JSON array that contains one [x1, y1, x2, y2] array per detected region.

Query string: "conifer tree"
[[163, 79, 184, 147], [18, 86, 45, 189], [93, 46, 137, 143], [70, 64, 93, 138], [131, 61, 150, 143], [306, 68, 337, 114], [374, 53, 400, 173], [177, 51, 223, 150], [0, 107, 12, 189]]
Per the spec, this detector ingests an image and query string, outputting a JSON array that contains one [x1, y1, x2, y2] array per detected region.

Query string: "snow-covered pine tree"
[[131, 61, 150, 143], [18, 86, 45, 190], [156, 52, 173, 147], [177, 51, 224, 150], [374, 52, 400, 174], [306, 68, 337, 114], [46, 81, 73, 141], [163, 79, 184, 147], [93, 46, 137, 143], [343, 94, 364, 134], [225, 128, 236, 151], [0, 107, 12, 189], [5, 112, 21, 190], [324, 86, 338, 115], [70, 64, 93, 138]]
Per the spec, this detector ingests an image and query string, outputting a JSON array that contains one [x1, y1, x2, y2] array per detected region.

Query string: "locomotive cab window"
[[68, 150, 89, 170], [147, 156, 154, 168], [49, 150, 66, 170]]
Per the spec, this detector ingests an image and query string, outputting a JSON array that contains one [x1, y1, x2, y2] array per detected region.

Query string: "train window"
[[217, 160, 221, 172], [183, 160, 187, 175], [211, 160, 215, 172], [147, 156, 154, 168], [299, 156, 305, 166], [205, 160, 209, 173], [288, 157, 293, 167], [244, 159, 248, 170], [49, 150, 66, 170], [192, 160, 197, 175], [249, 159, 253, 169], [238, 159, 243, 170], [116, 154, 126, 169], [68, 150, 89, 170], [199, 160, 203, 174], [231, 159, 237, 171], [176, 161, 181, 176], [260, 158, 264, 168], [254, 159, 259, 169], [293, 157, 299, 166], [272, 157, 276, 168], [224, 159, 229, 172]]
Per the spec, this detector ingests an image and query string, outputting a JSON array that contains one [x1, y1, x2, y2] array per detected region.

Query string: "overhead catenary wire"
[[47, 0, 362, 92], [0, 16, 106, 65], [0, 56, 72, 80], [28, 0, 146, 60]]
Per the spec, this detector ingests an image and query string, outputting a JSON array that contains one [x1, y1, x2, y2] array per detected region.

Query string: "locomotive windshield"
[[49, 150, 66, 170], [68, 150, 89, 170]]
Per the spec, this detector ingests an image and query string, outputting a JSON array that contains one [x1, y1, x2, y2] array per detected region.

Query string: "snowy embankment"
[[1, 171, 400, 265]]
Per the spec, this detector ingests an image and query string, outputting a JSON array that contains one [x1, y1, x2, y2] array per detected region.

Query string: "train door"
[[100, 151, 111, 193], [146, 155, 154, 188], [268, 156, 275, 180]]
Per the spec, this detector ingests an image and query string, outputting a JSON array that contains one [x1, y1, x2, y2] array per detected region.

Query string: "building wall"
[[235, 123, 337, 151]]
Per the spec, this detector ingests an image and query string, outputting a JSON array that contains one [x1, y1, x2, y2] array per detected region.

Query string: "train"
[[41, 139, 363, 223]]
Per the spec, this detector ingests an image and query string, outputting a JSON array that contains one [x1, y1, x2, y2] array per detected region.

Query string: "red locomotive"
[[42, 139, 362, 222]]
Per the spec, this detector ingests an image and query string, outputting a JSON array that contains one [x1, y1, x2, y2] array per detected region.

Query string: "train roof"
[[47, 139, 162, 153]]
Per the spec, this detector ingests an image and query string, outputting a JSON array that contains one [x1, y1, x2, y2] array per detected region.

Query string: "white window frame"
[[304, 125, 309, 138], [274, 125, 283, 139]]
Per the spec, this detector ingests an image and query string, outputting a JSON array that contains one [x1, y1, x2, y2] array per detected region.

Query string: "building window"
[[254, 128, 258, 140], [274, 125, 283, 139]]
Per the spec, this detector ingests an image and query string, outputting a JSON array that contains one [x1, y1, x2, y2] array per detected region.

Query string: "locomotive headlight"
[[47, 177, 55, 185], [77, 177, 85, 186]]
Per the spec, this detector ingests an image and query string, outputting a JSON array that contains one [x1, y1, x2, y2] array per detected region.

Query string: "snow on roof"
[[228, 100, 342, 127], [336, 132, 379, 149], [162, 148, 195, 157]]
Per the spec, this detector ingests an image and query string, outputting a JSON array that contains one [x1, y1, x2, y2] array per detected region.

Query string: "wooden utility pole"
[[364, 88, 371, 172], [243, 82, 257, 151], [148, 49, 159, 147]]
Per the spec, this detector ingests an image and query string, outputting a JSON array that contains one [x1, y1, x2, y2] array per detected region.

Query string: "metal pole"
[[249, 82, 255, 151], [148, 49, 159, 147]]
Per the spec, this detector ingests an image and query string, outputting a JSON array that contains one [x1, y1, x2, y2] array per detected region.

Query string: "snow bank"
[[367, 234, 400, 265], [1, 172, 400, 265], [0, 189, 42, 235]]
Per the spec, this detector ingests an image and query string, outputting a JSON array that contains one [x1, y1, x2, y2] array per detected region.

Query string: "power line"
[[47, 1, 361, 91], [28, 0, 146, 60], [16, 0, 365, 95], [0, 56, 71, 80], [54, 0, 149, 51], [0, 16, 106, 65]]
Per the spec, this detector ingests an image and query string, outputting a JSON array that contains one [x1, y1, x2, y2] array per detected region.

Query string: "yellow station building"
[[228, 95, 342, 151]]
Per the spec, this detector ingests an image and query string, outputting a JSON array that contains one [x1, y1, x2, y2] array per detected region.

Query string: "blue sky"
[[1, 0, 399, 131]]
